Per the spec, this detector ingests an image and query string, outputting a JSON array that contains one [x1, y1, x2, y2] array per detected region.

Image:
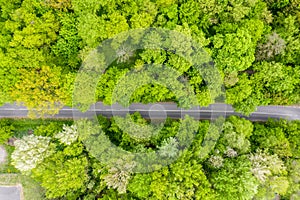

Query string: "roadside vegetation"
[[0, 116, 299, 199], [0, 0, 299, 116]]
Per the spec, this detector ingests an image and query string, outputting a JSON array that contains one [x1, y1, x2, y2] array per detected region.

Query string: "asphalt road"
[[0, 102, 299, 121]]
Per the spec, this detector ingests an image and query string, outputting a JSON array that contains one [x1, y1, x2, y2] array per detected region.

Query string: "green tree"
[[0, 119, 15, 144], [34, 122, 65, 137], [209, 156, 259, 200], [55, 124, 78, 145], [255, 32, 286, 61], [274, 14, 300, 65], [103, 158, 136, 194], [31, 142, 89, 199], [44, 0, 72, 11], [285, 120, 300, 158], [216, 116, 253, 154], [213, 19, 264, 73], [128, 152, 215, 199], [51, 13, 82, 70], [250, 149, 289, 199], [251, 122, 292, 158], [285, 159, 300, 199], [251, 62, 299, 105], [225, 73, 256, 115]]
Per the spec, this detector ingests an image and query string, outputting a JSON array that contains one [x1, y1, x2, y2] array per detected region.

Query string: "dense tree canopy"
[[4, 116, 299, 199], [1, 0, 300, 199], [0, 0, 298, 115]]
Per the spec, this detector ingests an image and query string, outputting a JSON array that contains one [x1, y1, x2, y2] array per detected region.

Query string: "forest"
[[0, 0, 299, 116], [0, 0, 300, 199], [0, 115, 299, 199]]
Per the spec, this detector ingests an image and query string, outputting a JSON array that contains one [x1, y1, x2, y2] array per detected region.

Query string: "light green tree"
[[55, 124, 78, 145], [11, 135, 53, 173]]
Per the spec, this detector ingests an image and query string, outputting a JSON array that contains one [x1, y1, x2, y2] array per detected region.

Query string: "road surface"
[[0, 186, 21, 200], [0, 102, 299, 121]]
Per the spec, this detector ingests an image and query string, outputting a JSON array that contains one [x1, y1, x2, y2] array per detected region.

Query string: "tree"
[[249, 149, 286, 183], [274, 14, 300, 65], [96, 66, 129, 105], [8, 10, 59, 49], [55, 124, 78, 145], [11, 135, 53, 173], [249, 149, 289, 199], [76, 13, 103, 48], [128, 152, 216, 199], [255, 32, 286, 61], [0, 0, 22, 20], [285, 159, 300, 199], [0, 119, 14, 145], [51, 12, 82, 70], [11, 66, 68, 117], [252, 62, 299, 105], [103, 158, 136, 194], [0, 52, 17, 105], [212, 19, 264, 73], [215, 116, 253, 154], [112, 114, 162, 143], [251, 122, 292, 158], [43, 0, 72, 11], [34, 122, 65, 137], [268, 119, 300, 158], [31, 142, 89, 199], [285, 120, 300, 158], [225, 73, 256, 115], [208, 155, 224, 168], [158, 137, 179, 158], [209, 156, 259, 200]]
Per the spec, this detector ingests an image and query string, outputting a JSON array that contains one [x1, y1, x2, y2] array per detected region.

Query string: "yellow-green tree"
[[11, 66, 68, 117]]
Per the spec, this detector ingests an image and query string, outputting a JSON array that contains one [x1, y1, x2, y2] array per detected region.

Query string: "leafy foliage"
[[11, 135, 53, 173], [213, 19, 264, 73], [55, 124, 78, 145], [6, 115, 300, 199], [0, 0, 298, 116], [158, 137, 179, 158], [51, 13, 82, 69], [128, 152, 216, 199], [0, 119, 15, 144], [1, 0, 300, 199], [285, 159, 300, 199], [249, 149, 286, 183], [251, 122, 292, 158], [31, 142, 88, 199], [11, 66, 69, 117], [209, 156, 259, 200], [103, 158, 136, 194], [33, 122, 65, 137], [255, 32, 286, 61], [216, 116, 253, 154]]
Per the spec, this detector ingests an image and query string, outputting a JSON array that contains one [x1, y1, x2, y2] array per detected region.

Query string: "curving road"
[[0, 102, 299, 121]]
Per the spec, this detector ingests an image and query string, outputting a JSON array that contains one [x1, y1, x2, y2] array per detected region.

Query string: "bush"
[[0, 119, 14, 145]]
